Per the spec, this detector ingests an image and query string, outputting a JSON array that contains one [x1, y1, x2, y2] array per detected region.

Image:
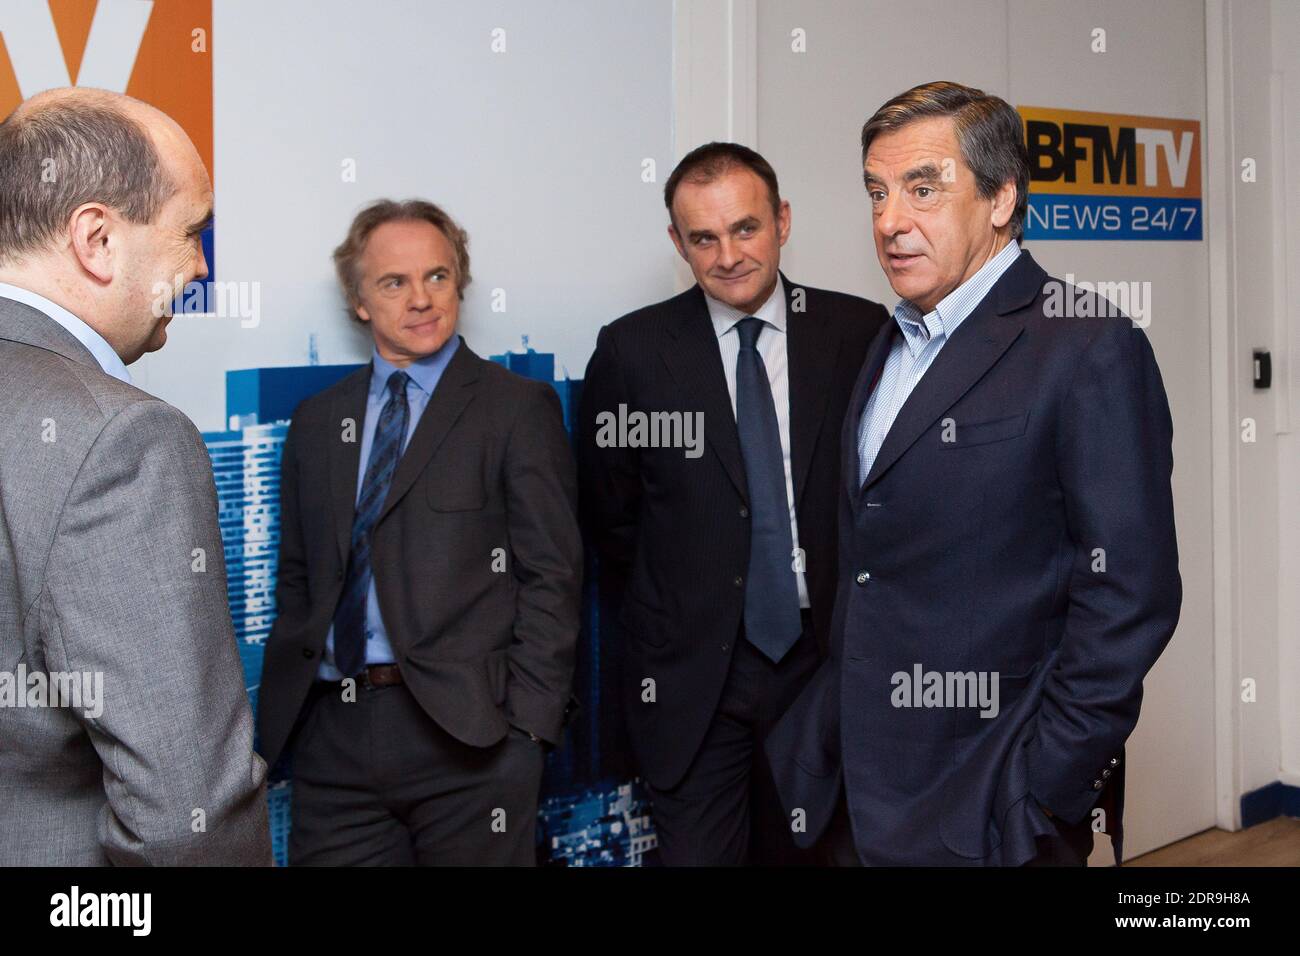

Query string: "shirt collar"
[[704, 273, 787, 339], [369, 332, 460, 399], [0, 281, 132, 383], [891, 241, 1021, 356]]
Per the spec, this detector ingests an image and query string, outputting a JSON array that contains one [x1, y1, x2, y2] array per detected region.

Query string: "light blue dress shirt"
[[318, 334, 461, 680], [0, 281, 132, 383], [857, 241, 1022, 484]]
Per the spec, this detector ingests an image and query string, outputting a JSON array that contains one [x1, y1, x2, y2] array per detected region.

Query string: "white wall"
[[133, 0, 675, 432], [1268, 0, 1300, 788]]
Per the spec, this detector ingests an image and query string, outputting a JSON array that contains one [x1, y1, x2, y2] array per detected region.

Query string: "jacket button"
[[1102, 769, 1112, 779], [1092, 779, 1104, 790], [721, 643, 730, 652], [855, 571, 871, 585], [739, 506, 749, 518], [733, 575, 743, 588], [302, 648, 315, 660], [1110, 756, 1120, 767]]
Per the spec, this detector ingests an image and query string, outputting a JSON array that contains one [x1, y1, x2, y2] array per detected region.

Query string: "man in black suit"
[[578, 143, 888, 865], [259, 199, 581, 865], [766, 81, 1181, 866]]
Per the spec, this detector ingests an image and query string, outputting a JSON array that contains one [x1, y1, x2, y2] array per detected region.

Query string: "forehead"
[[672, 166, 770, 228], [864, 115, 962, 175], [359, 219, 454, 269]]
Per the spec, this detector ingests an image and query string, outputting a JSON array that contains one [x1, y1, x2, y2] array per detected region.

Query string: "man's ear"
[[667, 222, 688, 262], [68, 202, 114, 284], [990, 179, 1017, 231], [355, 301, 371, 324]]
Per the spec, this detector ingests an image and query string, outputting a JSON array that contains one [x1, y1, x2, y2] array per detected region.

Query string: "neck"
[[0, 261, 125, 360]]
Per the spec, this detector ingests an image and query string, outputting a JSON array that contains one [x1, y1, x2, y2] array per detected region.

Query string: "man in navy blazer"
[[765, 81, 1181, 866]]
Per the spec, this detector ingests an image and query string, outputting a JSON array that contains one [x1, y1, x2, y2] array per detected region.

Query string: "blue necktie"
[[734, 317, 802, 662], [332, 369, 410, 677]]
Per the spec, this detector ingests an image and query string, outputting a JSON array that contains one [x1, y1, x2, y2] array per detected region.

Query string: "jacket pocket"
[[939, 411, 1028, 449]]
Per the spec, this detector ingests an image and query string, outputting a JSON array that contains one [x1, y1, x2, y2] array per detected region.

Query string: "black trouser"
[[646, 610, 821, 866], [288, 680, 544, 866]]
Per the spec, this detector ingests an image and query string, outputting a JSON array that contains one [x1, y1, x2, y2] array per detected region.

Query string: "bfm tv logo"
[[1018, 106, 1202, 241], [0, 0, 214, 269]]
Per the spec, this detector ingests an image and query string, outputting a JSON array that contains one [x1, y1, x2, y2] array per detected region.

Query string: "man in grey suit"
[[258, 199, 581, 865], [0, 88, 271, 865]]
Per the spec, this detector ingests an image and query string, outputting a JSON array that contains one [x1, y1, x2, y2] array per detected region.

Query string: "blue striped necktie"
[[332, 369, 410, 677], [734, 317, 802, 662]]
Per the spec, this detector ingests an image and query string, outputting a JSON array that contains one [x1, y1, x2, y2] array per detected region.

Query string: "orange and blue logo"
[[0, 1, 214, 265], [1018, 106, 1202, 240]]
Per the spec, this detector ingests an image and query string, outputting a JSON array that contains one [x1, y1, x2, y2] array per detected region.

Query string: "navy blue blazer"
[[764, 249, 1181, 866]]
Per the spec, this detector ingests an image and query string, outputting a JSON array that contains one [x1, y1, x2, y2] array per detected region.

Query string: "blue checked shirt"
[[858, 241, 1021, 484]]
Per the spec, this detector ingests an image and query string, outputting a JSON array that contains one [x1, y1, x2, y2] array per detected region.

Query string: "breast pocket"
[[938, 411, 1028, 449]]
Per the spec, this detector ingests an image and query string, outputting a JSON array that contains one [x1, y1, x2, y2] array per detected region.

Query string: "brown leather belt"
[[356, 664, 403, 688], [315, 664, 404, 692]]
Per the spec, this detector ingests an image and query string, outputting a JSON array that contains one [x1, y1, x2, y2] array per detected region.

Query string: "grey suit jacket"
[[0, 295, 272, 865]]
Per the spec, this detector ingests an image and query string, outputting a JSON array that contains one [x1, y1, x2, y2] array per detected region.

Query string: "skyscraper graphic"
[[202, 340, 656, 866], [203, 363, 362, 867]]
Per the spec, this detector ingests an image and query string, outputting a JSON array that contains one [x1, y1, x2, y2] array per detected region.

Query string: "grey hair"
[[861, 81, 1029, 241], [0, 100, 176, 264]]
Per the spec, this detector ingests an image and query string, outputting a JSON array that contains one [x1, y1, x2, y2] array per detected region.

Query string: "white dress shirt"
[[702, 274, 810, 608], [0, 281, 131, 383]]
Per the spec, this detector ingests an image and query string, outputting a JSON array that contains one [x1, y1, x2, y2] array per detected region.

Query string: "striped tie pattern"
[[332, 369, 411, 677]]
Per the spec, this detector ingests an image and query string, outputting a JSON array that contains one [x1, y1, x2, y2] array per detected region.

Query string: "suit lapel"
[[784, 274, 840, 511], [376, 339, 480, 525], [659, 286, 749, 502], [859, 250, 1046, 491], [329, 365, 371, 564]]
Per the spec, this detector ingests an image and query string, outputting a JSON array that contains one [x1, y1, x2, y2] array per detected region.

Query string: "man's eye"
[[384, 278, 402, 289], [915, 186, 933, 199], [868, 190, 885, 202]]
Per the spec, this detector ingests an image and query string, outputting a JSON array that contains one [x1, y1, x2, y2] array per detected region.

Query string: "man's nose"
[[409, 280, 432, 310], [875, 191, 911, 239], [193, 246, 210, 282], [716, 236, 743, 270]]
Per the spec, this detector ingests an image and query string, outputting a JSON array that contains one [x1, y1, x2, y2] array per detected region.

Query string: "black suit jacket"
[[765, 250, 1181, 865], [578, 274, 888, 789], [259, 338, 583, 771]]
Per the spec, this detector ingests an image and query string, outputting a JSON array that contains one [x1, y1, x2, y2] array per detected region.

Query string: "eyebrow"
[[687, 216, 761, 242], [374, 265, 451, 283], [186, 210, 214, 236], [863, 163, 944, 189]]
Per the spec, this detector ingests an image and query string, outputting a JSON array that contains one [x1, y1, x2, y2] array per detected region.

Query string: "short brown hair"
[[332, 198, 472, 319], [861, 81, 1029, 240], [663, 142, 782, 230], [0, 98, 175, 265]]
